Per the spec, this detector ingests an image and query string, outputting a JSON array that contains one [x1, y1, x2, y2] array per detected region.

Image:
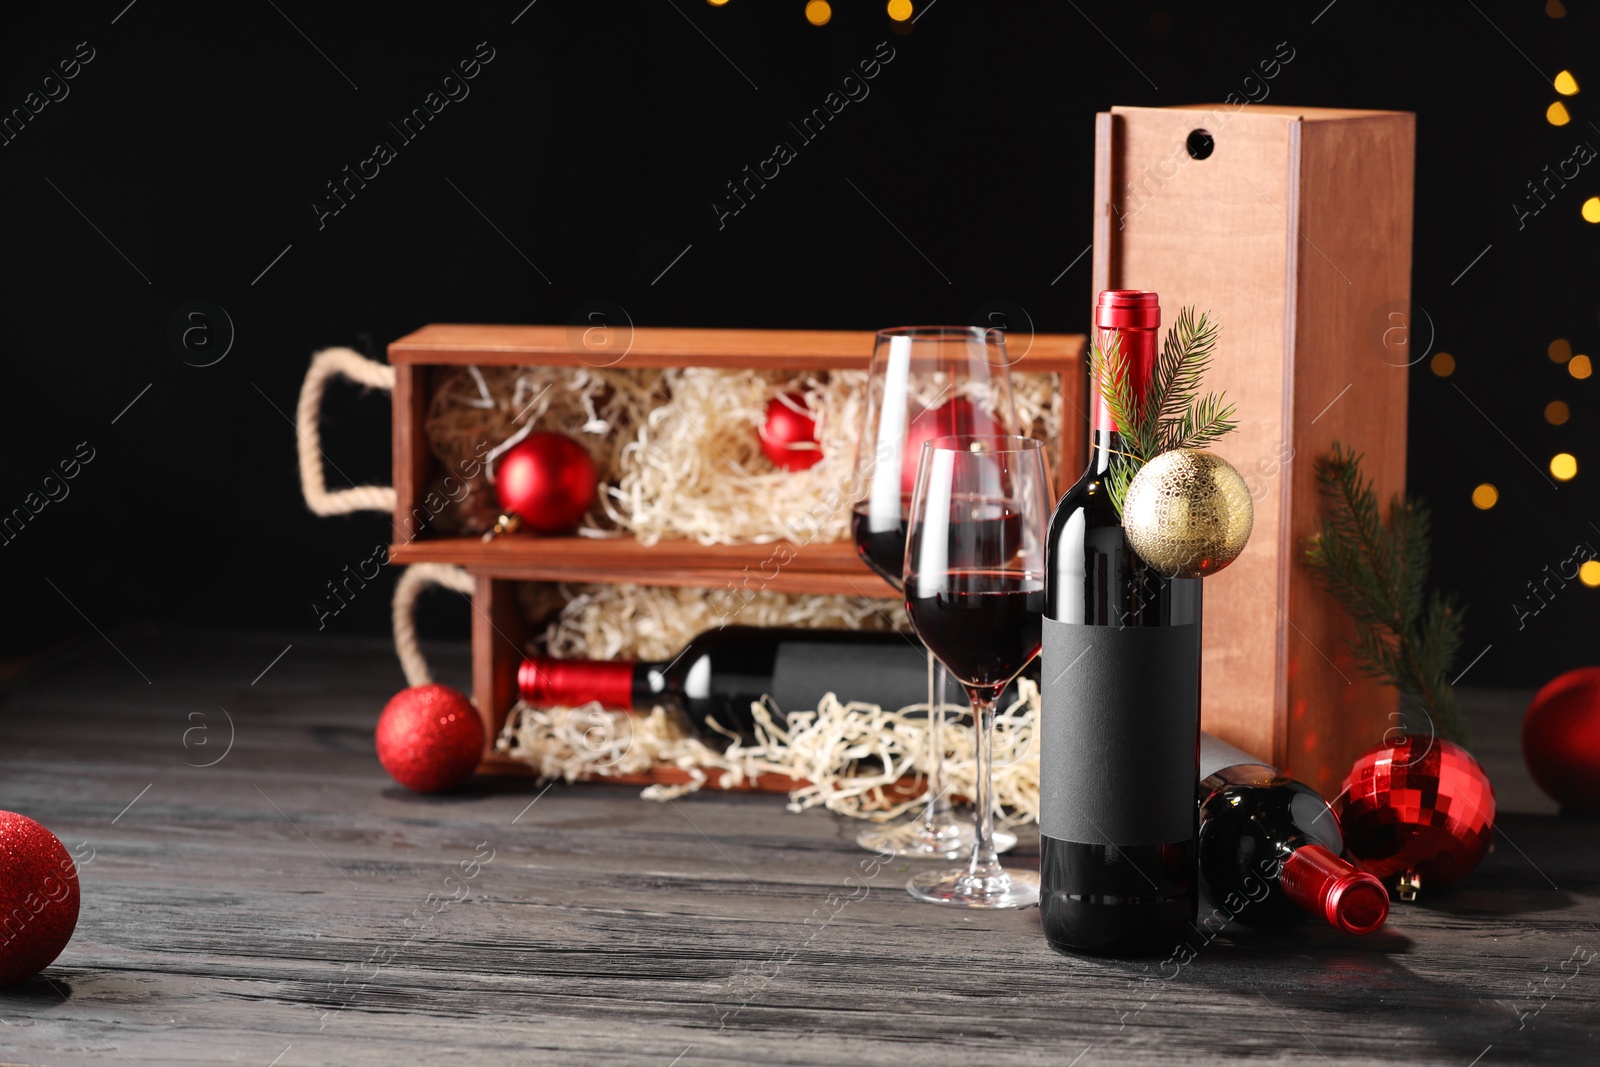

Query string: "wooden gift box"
[[1092, 104, 1415, 797], [386, 325, 1085, 788]]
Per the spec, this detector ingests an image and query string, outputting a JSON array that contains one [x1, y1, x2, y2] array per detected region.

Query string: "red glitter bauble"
[[0, 812, 80, 985], [759, 394, 823, 472], [494, 433, 598, 534], [375, 685, 484, 793], [901, 397, 1001, 494], [1523, 667, 1600, 811], [1336, 735, 1496, 900]]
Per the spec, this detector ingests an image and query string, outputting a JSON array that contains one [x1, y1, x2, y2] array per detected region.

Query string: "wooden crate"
[[1092, 104, 1415, 797], [388, 325, 1085, 785]]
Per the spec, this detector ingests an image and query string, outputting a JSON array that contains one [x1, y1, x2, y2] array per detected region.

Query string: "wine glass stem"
[[921, 653, 952, 829], [967, 692, 1002, 878]]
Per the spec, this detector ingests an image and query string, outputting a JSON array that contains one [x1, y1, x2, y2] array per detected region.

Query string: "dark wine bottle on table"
[[520, 626, 963, 745], [1198, 732, 1389, 935], [1040, 289, 1203, 957]]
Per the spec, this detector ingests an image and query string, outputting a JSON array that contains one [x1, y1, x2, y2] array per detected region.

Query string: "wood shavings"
[[495, 679, 1042, 825], [424, 364, 1062, 543], [529, 581, 907, 662]]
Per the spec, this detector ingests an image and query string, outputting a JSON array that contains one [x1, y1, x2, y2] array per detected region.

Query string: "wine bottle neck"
[[518, 657, 641, 711], [1278, 843, 1390, 935]]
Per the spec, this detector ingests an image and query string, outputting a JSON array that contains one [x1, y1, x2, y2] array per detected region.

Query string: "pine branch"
[[1088, 306, 1235, 517], [1303, 444, 1469, 744]]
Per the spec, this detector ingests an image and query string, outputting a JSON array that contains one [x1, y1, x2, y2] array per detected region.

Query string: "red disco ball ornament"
[[1336, 734, 1495, 901], [0, 811, 80, 985], [494, 433, 598, 534], [1523, 666, 1600, 811], [759, 393, 823, 472], [900, 397, 1001, 495], [375, 685, 484, 793]]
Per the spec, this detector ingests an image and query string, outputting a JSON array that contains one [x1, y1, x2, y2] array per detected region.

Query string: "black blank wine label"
[[771, 642, 931, 715], [1039, 619, 1200, 845]]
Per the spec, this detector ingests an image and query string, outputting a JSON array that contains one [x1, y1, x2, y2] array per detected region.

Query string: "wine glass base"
[[906, 866, 1039, 909], [856, 821, 1016, 859]]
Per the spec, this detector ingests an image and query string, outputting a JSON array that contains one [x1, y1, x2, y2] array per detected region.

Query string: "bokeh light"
[[1571, 354, 1593, 379], [1584, 197, 1600, 223], [1547, 0, 1568, 16], [1550, 338, 1573, 363], [1555, 70, 1580, 95], [1430, 351, 1455, 377], [805, 0, 831, 25], [1548, 101, 1572, 125], [707, 0, 731, 6], [1580, 560, 1600, 588], [1546, 400, 1570, 425], [1471, 483, 1499, 510], [887, 0, 914, 21], [1551, 453, 1579, 480]]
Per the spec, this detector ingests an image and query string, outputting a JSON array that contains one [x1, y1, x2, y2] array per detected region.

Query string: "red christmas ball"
[[1523, 666, 1600, 811], [760, 393, 823, 472], [1336, 735, 1495, 900], [901, 397, 1002, 494], [0, 812, 80, 985], [494, 433, 598, 534], [375, 685, 484, 793]]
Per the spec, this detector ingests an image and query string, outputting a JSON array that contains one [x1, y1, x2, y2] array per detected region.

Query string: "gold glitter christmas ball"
[[1123, 449, 1253, 578]]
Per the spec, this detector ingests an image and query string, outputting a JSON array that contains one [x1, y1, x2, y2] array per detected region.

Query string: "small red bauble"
[[494, 433, 598, 534], [375, 684, 484, 793], [1336, 734, 1495, 901], [901, 397, 1001, 494], [1523, 666, 1600, 811], [0, 811, 80, 985], [760, 393, 822, 472]]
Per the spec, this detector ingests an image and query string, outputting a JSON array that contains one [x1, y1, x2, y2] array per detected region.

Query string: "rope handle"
[[295, 347, 398, 516], [392, 563, 476, 687]]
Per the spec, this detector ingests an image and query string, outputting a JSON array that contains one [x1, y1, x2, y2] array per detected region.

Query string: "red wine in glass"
[[906, 570, 1044, 693], [852, 499, 909, 590]]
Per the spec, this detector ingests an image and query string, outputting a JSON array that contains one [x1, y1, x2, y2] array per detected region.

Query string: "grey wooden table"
[[1, 631, 1596, 1066]]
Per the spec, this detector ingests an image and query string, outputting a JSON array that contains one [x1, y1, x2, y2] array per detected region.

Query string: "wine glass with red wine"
[[903, 435, 1049, 908], [850, 326, 1021, 859]]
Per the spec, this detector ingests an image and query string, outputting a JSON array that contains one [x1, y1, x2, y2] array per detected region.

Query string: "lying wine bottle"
[[1041, 289, 1202, 957], [518, 626, 1026, 745], [1199, 732, 1389, 935]]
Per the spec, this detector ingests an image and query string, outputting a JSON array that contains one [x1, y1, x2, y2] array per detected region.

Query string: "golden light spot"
[[1546, 400, 1571, 425], [1552, 452, 1579, 480], [1548, 101, 1572, 126], [1571, 354, 1594, 379], [706, 0, 731, 6], [1555, 70, 1580, 96], [1580, 560, 1600, 587], [1547, 0, 1568, 16], [1584, 197, 1600, 223], [1550, 338, 1573, 362], [805, 0, 831, 25], [887, 0, 914, 21], [1471, 483, 1499, 510], [1430, 351, 1455, 377]]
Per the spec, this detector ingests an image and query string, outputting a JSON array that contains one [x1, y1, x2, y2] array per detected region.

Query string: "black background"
[[1, 0, 1595, 688]]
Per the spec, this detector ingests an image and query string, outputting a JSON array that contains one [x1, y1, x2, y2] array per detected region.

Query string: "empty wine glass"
[[851, 326, 1020, 858], [903, 435, 1050, 908]]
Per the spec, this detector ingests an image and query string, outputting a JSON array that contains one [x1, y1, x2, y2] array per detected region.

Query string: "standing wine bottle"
[[1198, 732, 1389, 935], [520, 626, 959, 745], [1040, 290, 1203, 956]]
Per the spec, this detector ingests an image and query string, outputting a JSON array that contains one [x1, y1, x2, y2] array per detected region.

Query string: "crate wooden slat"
[[391, 324, 1087, 787]]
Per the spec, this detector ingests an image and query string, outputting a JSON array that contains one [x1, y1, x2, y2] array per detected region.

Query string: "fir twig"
[[1087, 307, 1236, 515], [1303, 444, 1469, 744]]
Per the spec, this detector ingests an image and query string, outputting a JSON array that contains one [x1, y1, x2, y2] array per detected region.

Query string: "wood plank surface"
[[389, 324, 1085, 372], [388, 537, 902, 599], [2, 632, 1596, 1066]]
